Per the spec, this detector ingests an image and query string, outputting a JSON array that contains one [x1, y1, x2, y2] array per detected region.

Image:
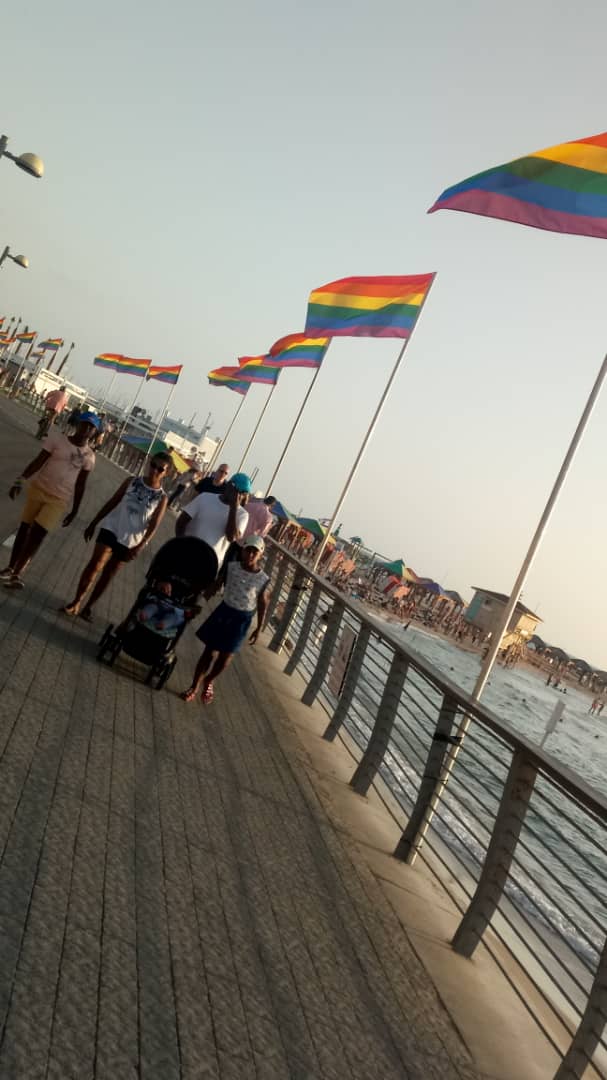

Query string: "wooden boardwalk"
[[0, 396, 482, 1079]]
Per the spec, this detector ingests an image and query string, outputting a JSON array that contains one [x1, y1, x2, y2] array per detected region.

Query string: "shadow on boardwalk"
[[0, 398, 481, 1080]]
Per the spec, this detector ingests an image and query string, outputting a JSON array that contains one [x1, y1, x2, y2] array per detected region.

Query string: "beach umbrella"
[[378, 558, 408, 578], [272, 500, 297, 521], [122, 435, 190, 473]]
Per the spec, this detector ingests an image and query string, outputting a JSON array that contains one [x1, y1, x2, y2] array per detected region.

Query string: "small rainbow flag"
[[39, 338, 63, 351], [429, 131, 607, 239], [16, 331, 36, 343], [238, 360, 281, 386], [94, 353, 121, 370], [115, 356, 150, 377], [0, 336, 16, 344], [305, 275, 435, 339], [208, 366, 250, 395], [0, 317, 6, 326], [268, 333, 329, 369], [147, 364, 182, 385]]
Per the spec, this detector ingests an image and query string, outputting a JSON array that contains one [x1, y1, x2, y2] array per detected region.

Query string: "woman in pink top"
[[0, 413, 99, 590]]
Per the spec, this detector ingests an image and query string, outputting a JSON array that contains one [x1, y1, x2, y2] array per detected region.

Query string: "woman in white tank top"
[[61, 453, 170, 623]]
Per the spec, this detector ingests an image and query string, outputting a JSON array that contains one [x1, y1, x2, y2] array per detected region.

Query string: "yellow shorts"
[[21, 484, 67, 532]]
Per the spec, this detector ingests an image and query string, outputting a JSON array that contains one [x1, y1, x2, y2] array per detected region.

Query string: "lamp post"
[[0, 135, 44, 179], [0, 246, 28, 270]]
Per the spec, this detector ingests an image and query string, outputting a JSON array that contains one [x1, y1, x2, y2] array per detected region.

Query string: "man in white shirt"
[[175, 472, 251, 577]]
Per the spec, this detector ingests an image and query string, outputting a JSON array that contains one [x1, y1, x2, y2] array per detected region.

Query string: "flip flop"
[[60, 604, 79, 617], [201, 683, 214, 705], [180, 687, 198, 703]]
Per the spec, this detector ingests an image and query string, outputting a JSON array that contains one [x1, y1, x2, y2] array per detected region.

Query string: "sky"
[[2, 0, 607, 664]]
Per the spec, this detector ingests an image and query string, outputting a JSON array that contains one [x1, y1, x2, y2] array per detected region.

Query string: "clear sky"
[[3, 0, 607, 664]]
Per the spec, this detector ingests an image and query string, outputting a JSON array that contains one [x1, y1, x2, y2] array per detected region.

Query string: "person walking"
[[175, 472, 250, 587], [61, 451, 171, 622], [0, 413, 100, 590], [195, 463, 229, 495], [168, 466, 199, 509], [181, 535, 269, 705]]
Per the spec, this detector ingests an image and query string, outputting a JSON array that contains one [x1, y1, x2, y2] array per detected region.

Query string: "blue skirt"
[[196, 602, 254, 654]]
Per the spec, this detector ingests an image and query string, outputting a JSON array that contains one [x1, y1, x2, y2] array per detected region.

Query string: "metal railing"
[[264, 540, 607, 1080]]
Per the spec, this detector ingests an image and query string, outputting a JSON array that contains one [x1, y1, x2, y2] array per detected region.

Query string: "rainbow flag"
[[429, 131, 607, 239], [208, 366, 250, 395], [94, 353, 121, 370], [0, 317, 4, 326], [147, 364, 182, 385], [238, 360, 281, 386], [0, 336, 15, 344], [305, 274, 435, 339], [39, 338, 63, 351], [16, 331, 36, 343], [115, 356, 150, 377], [268, 332, 329, 368]]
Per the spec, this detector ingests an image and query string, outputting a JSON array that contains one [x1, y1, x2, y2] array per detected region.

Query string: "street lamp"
[[0, 135, 44, 179], [0, 246, 28, 270]]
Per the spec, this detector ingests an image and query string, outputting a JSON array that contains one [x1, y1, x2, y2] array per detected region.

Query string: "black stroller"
[[97, 536, 218, 689]]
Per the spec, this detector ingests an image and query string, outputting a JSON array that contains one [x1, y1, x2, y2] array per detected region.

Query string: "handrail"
[[264, 537, 607, 1079], [266, 539, 607, 819]]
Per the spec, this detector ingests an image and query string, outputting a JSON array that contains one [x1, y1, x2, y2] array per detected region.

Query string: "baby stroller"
[[97, 536, 218, 689]]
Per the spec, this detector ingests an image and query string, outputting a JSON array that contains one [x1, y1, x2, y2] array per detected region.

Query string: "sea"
[[397, 622, 607, 798]]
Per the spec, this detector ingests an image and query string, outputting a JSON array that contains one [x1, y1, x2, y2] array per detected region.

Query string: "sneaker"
[[0, 568, 14, 582], [4, 576, 24, 590]]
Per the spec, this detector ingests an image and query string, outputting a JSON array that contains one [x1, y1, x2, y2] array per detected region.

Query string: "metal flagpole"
[[142, 380, 177, 469], [10, 329, 35, 390], [407, 350, 607, 866], [312, 277, 436, 571], [206, 392, 248, 474], [116, 376, 146, 444], [98, 369, 119, 412], [237, 383, 278, 473], [265, 356, 328, 494], [55, 342, 74, 376]]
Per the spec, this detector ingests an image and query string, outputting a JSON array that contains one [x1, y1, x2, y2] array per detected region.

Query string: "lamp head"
[[13, 255, 28, 269], [15, 152, 44, 179]]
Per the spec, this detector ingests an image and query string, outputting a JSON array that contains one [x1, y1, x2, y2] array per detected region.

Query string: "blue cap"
[[78, 411, 101, 430], [230, 472, 252, 493]]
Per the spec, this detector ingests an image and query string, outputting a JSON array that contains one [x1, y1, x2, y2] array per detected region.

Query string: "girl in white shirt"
[[181, 535, 269, 706]]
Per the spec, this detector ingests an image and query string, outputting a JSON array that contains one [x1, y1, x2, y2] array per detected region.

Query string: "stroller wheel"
[[97, 624, 115, 658], [156, 658, 176, 691]]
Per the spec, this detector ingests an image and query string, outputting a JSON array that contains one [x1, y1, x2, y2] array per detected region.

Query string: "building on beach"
[[465, 587, 542, 650]]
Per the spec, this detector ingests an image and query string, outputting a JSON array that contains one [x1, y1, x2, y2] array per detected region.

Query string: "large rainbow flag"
[[268, 333, 329, 368], [115, 356, 150, 377], [429, 131, 607, 239], [92, 356, 120, 373], [305, 274, 435, 339], [147, 364, 182, 385], [39, 338, 63, 351], [208, 366, 250, 395]]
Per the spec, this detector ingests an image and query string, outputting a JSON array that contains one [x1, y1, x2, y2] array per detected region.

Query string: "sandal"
[[180, 687, 198, 703], [60, 604, 79, 616], [201, 683, 214, 705]]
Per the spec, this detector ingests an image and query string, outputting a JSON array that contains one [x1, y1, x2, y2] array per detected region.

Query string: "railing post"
[[263, 544, 279, 582], [301, 599, 345, 706], [323, 625, 371, 741], [451, 749, 538, 957], [349, 651, 409, 796], [268, 566, 309, 654], [284, 581, 322, 675], [555, 935, 607, 1079], [265, 555, 289, 634], [393, 693, 461, 862]]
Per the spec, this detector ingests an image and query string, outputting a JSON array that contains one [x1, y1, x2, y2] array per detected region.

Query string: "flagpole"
[[206, 391, 248, 474], [142, 380, 177, 468], [407, 350, 607, 866], [98, 369, 119, 411], [10, 330, 35, 390], [265, 356, 328, 494], [115, 377, 146, 445], [312, 277, 436, 570], [237, 383, 277, 473]]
